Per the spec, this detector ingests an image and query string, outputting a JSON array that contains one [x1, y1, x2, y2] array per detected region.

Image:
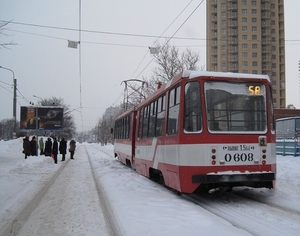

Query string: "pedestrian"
[[23, 136, 31, 159], [69, 139, 76, 159], [44, 137, 52, 156], [52, 137, 58, 164], [59, 137, 67, 161], [30, 136, 37, 156], [39, 137, 44, 155]]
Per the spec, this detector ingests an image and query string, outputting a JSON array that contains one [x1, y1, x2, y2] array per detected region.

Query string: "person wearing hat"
[[30, 136, 37, 156], [23, 136, 31, 159], [52, 137, 58, 164], [44, 137, 52, 156]]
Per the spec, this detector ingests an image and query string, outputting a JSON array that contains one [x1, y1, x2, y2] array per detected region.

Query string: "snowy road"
[[1, 139, 300, 236], [2, 146, 114, 236], [186, 192, 300, 235]]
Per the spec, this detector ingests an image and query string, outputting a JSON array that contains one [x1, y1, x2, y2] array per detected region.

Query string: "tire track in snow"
[[184, 193, 300, 236], [0, 156, 71, 236], [85, 145, 123, 236]]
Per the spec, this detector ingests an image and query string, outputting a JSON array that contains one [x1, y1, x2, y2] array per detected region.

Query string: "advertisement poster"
[[20, 106, 64, 130]]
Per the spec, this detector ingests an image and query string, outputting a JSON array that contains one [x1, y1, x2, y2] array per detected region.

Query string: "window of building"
[[221, 3, 226, 9], [252, 52, 257, 58], [252, 61, 258, 67], [242, 26, 247, 32], [252, 26, 257, 32], [242, 35, 248, 40], [271, 46, 276, 51], [222, 63, 226, 69], [252, 1, 257, 6], [271, 12, 275, 17], [252, 9, 257, 14], [272, 72, 276, 77], [271, 3, 275, 9], [271, 29, 275, 34], [271, 20, 275, 25], [252, 17, 257, 23], [242, 52, 248, 58], [222, 54, 226, 60], [242, 17, 247, 23], [252, 44, 257, 49], [242, 0, 247, 6], [222, 37, 226, 43], [222, 20, 226, 26], [222, 29, 226, 34], [252, 35, 257, 40], [242, 61, 248, 66], [242, 70, 248, 73], [242, 9, 247, 15], [222, 12, 226, 17], [272, 54, 276, 60], [272, 63, 276, 68], [252, 70, 258, 74], [222, 45, 227, 51], [272, 37, 276, 42], [242, 44, 248, 49]]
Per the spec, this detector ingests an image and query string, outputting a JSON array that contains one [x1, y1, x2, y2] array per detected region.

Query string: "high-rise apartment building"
[[206, 0, 285, 108]]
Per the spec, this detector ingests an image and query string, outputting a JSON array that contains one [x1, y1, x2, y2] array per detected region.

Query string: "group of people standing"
[[23, 136, 76, 164]]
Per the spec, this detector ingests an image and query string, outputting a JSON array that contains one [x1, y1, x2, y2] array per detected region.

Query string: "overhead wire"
[[130, 0, 195, 78], [135, 0, 205, 79]]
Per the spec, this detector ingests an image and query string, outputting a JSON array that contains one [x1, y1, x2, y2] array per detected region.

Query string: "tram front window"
[[205, 81, 267, 132]]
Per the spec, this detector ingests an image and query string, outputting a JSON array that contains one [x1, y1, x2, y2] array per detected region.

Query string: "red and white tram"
[[114, 70, 276, 193]]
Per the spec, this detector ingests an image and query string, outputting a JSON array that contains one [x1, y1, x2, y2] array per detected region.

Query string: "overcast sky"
[[1, 0, 300, 132]]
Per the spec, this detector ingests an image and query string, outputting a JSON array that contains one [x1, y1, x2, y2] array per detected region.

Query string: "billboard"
[[20, 106, 64, 130]]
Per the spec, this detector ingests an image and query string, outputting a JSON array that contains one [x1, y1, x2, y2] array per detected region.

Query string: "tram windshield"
[[205, 81, 267, 132]]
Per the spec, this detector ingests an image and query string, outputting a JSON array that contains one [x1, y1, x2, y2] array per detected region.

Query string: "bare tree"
[[0, 21, 17, 49], [36, 97, 76, 140]]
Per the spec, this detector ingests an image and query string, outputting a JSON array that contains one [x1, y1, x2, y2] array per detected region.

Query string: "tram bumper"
[[192, 172, 275, 184]]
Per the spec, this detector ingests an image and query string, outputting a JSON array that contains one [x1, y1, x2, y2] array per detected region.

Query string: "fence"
[[276, 130, 300, 156]]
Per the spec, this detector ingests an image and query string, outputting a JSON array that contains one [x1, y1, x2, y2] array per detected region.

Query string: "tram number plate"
[[224, 153, 254, 162], [222, 145, 255, 162]]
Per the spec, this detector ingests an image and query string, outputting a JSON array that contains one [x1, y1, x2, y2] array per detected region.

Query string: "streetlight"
[[33, 95, 43, 104], [0, 66, 17, 135]]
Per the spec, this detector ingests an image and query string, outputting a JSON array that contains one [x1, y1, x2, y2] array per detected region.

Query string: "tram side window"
[[114, 115, 131, 139], [156, 95, 165, 137], [184, 81, 202, 132], [167, 86, 181, 135], [148, 101, 157, 137], [138, 109, 143, 139], [142, 106, 150, 138]]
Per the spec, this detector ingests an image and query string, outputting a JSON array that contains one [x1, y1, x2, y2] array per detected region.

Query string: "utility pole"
[[0, 66, 17, 136]]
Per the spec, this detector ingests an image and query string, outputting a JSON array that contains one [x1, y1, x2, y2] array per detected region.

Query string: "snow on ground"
[[0, 138, 300, 236]]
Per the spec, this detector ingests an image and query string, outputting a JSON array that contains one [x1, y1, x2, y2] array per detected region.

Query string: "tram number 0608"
[[224, 153, 254, 162]]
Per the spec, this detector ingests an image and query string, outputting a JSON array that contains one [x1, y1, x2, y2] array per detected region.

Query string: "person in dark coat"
[[69, 139, 76, 159], [59, 137, 67, 161], [23, 136, 31, 159], [30, 136, 37, 156], [44, 137, 52, 156], [52, 137, 58, 164]]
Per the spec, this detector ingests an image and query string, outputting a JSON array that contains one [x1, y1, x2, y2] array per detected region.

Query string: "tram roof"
[[183, 70, 271, 82], [116, 70, 271, 119]]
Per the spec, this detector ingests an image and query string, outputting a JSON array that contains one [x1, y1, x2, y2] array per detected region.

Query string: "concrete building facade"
[[206, 0, 286, 108]]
